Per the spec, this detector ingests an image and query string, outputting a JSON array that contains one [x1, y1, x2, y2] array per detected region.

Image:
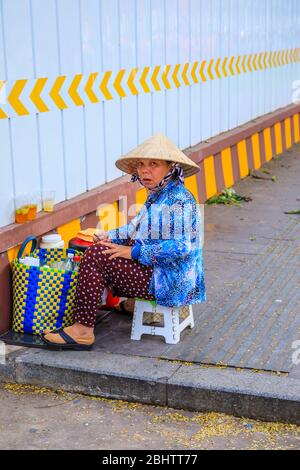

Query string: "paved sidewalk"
[[1, 143, 300, 424]]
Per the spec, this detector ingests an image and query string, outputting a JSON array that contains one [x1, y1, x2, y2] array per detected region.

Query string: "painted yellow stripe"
[[8, 79, 30, 116], [237, 140, 249, 179], [263, 127, 273, 162], [182, 63, 190, 86], [114, 69, 126, 98], [140, 67, 151, 93], [207, 59, 215, 80], [172, 64, 181, 88], [191, 61, 199, 84], [99, 71, 113, 100], [221, 57, 228, 78], [97, 202, 119, 230], [221, 147, 234, 188], [68, 74, 84, 106], [251, 133, 261, 170], [228, 56, 235, 76], [161, 64, 171, 89], [127, 67, 139, 95], [274, 122, 283, 155], [85, 72, 99, 103], [293, 113, 300, 143], [203, 156, 217, 199], [185, 174, 199, 203], [30, 77, 50, 112], [284, 117, 292, 149], [151, 65, 161, 91], [50, 75, 68, 109], [200, 60, 207, 82], [136, 188, 147, 214], [57, 219, 81, 247]]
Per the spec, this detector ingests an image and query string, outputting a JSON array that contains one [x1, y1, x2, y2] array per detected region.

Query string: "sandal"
[[42, 329, 94, 351], [112, 300, 134, 316]]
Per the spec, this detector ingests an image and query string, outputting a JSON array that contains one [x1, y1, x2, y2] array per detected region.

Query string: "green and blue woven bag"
[[12, 236, 82, 335]]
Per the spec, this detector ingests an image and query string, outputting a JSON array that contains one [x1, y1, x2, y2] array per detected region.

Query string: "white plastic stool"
[[130, 298, 194, 345]]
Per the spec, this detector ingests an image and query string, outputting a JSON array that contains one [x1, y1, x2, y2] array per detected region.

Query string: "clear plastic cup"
[[42, 190, 55, 212]]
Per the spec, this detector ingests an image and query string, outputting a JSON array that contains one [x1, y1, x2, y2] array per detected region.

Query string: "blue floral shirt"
[[107, 177, 206, 307]]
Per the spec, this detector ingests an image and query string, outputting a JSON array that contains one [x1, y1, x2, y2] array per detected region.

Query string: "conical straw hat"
[[115, 133, 200, 178]]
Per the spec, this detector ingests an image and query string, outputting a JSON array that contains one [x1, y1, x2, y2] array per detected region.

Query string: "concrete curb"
[[1, 347, 300, 425]]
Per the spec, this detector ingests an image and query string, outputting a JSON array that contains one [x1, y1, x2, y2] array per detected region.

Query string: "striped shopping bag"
[[12, 236, 82, 335]]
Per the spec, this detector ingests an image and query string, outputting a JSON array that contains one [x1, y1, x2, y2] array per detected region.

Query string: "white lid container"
[[40, 233, 65, 249]]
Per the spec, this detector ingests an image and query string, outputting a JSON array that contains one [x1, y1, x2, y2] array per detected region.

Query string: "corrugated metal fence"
[[0, 0, 299, 227]]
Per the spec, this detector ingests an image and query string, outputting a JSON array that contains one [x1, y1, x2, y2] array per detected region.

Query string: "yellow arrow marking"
[[236, 55, 241, 74], [268, 51, 273, 68], [114, 69, 126, 98], [228, 56, 235, 76], [151, 65, 161, 91], [182, 63, 190, 86], [215, 58, 221, 79], [49, 76, 67, 109], [161, 64, 171, 89], [200, 60, 207, 81], [8, 79, 30, 115], [99, 71, 113, 100], [293, 48, 297, 62], [68, 74, 84, 106], [221, 57, 228, 77], [257, 52, 263, 70], [276, 50, 280, 67], [191, 61, 199, 83], [247, 53, 253, 72], [140, 67, 151, 93], [0, 80, 8, 119], [263, 52, 268, 69], [127, 68, 139, 95], [285, 49, 289, 65], [281, 50, 285, 66], [29, 77, 49, 112], [289, 48, 293, 63], [207, 59, 214, 80], [272, 51, 277, 67], [242, 54, 247, 73], [252, 53, 258, 71], [85, 72, 99, 103], [172, 64, 181, 88]]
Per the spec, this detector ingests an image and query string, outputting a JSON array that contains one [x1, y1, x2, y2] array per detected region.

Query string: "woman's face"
[[135, 159, 172, 189]]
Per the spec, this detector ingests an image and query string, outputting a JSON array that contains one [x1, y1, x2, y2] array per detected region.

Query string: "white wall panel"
[[0, 0, 299, 227]]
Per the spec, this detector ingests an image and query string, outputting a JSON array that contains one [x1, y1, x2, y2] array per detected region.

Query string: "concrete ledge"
[[1, 348, 300, 424]]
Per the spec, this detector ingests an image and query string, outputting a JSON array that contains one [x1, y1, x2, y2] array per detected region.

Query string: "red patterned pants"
[[73, 243, 155, 327]]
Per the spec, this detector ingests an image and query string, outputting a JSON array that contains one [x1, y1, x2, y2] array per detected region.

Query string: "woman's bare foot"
[[123, 298, 135, 312]]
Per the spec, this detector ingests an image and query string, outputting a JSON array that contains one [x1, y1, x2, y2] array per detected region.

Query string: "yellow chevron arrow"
[[215, 58, 221, 79], [161, 64, 171, 89], [151, 65, 161, 91], [29, 77, 49, 112], [8, 79, 30, 115], [272, 51, 277, 67], [293, 48, 297, 63], [99, 71, 113, 100], [172, 64, 181, 88], [258, 52, 263, 70], [281, 49, 286, 66], [200, 60, 207, 81], [191, 61, 199, 83], [182, 63, 190, 86], [252, 53, 258, 71], [285, 49, 289, 65], [228, 56, 235, 76], [85, 72, 99, 103], [49, 76, 67, 109], [127, 68, 139, 95], [236, 55, 241, 74], [289, 48, 293, 64], [276, 50, 281, 67], [0, 80, 8, 119], [221, 57, 228, 77], [268, 51, 273, 68], [114, 69, 126, 98], [247, 53, 253, 72], [263, 52, 268, 69], [68, 74, 84, 106], [140, 67, 151, 93], [207, 59, 215, 80], [242, 54, 247, 73]]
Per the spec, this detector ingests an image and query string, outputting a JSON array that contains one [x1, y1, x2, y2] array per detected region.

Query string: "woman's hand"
[[93, 229, 111, 244], [98, 240, 132, 260]]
